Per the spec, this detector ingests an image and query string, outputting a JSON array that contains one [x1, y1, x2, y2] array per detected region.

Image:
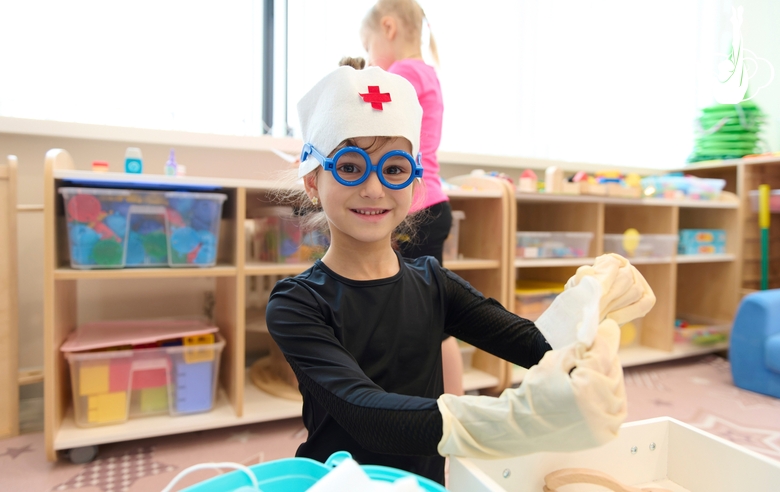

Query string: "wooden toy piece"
[[183, 333, 216, 363], [174, 359, 214, 413], [544, 166, 564, 193], [79, 363, 109, 396], [571, 171, 589, 183], [87, 392, 127, 423], [517, 169, 538, 193], [139, 386, 169, 413], [560, 181, 581, 195], [543, 468, 672, 492], [91, 160, 109, 172]]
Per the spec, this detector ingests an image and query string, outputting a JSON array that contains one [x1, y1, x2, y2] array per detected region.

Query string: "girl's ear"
[[380, 15, 397, 41], [303, 171, 319, 200]]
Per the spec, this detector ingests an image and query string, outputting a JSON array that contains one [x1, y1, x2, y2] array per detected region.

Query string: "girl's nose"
[[359, 171, 385, 199]]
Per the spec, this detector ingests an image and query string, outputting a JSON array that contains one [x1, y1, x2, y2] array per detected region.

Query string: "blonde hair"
[[362, 0, 439, 67], [271, 137, 429, 252]]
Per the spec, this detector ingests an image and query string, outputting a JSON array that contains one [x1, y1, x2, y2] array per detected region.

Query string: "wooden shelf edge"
[[54, 389, 240, 451], [54, 265, 238, 280], [515, 257, 596, 268], [676, 253, 736, 264], [619, 341, 729, 368]]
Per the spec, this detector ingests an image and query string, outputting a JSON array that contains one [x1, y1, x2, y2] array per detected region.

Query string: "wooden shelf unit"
[[42, 150, 516, 460], [679, 157, 780, 294], [510, 191, 740, 358]]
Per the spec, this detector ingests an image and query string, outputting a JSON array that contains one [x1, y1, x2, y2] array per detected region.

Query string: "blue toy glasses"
[[301, 143, 424, 190]]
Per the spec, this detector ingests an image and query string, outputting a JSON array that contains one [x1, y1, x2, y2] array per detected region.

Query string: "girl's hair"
[[271, 136, 429, 252], [338, 56, 366, 70], [362, 0, 439, 67]]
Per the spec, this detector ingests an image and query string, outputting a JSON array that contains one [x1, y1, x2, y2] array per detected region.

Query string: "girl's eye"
[[338, 164, 358, 173]]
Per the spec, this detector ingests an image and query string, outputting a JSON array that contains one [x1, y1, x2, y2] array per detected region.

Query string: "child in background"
[[266, 65, 650, 485], [360, 0, 464, 395]]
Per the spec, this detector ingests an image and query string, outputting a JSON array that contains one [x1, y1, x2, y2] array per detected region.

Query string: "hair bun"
[[338, 56, 366, 70]]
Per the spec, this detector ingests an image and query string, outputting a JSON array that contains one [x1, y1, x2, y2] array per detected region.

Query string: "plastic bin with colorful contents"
[[59, 187, 227, 268], [60, 319, 224, 427], [516, 231, 593, 259], [603, 231, 678, 259]]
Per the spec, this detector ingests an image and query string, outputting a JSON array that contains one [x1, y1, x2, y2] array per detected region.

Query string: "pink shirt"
[[388, 59, 448, 212]]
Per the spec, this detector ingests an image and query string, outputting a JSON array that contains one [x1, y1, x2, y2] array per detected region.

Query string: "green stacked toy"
[[688, 100, 765, 163]]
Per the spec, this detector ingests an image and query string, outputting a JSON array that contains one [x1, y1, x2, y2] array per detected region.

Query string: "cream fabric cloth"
[[437, 319, 625, 459], [536, 253, 656, 349], [296, 66, 423, 177]]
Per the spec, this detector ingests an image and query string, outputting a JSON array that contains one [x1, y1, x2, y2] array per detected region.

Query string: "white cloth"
[[306, 457, 423, 492], [535, 276, 602, 349], [296, 66, 423, 177], [437, 319, 626, 459]]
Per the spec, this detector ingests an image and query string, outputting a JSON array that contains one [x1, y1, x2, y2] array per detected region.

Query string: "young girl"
[[266, 65, 651, 485], [360, 0, 464, 395]]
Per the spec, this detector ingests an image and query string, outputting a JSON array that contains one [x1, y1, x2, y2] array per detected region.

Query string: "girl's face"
[[361, 25, 396, 71], [305, 137, 414, 250]]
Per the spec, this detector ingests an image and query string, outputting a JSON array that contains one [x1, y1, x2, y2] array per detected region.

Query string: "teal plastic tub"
[[181, 451, 447, 492]]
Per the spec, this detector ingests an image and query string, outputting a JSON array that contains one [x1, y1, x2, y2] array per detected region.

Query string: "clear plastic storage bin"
[[59, 187, 227, 269], [513, 280, 565, 320], [603, 233, 678, 258], [443, 210, 466, 261], [63, 333, 224, 427], [516, 231, 593, 258], [749, 189, 780, 212]]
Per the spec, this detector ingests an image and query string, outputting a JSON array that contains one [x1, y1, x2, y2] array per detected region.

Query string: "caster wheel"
[[68, 445, 99, 464]]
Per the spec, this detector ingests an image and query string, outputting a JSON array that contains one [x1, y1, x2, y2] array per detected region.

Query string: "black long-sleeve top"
[[266, 253, 551, 484]]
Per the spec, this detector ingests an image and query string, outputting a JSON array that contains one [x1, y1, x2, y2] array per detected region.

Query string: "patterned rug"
[[1, 355, 778, 491]]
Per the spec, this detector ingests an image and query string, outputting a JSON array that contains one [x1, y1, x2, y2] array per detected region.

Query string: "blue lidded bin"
[[59, 188, 226, 269], [181, 451, 448, 492]]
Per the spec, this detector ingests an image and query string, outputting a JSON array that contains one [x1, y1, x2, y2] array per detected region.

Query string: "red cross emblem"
[[359, 86, 391, 110]]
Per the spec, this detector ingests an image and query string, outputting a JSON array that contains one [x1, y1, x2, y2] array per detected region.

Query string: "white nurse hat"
[[296, 65, 422, 177]]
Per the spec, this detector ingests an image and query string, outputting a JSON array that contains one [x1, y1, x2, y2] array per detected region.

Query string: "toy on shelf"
[[164, 149, 178, 176], [640, 174, 726, 200], [688, 100, 766, 163], [678, 229, 726, 255], [544, 166, 563, 193], [248, 207, 330, 264], [91, 161, 109, 173], [61, 318, 224, 427], [674, 318, 729, 346], [60, 188, 227, 269], [513, 280, 564, 321], [516, 231, 593, 259], [603, 229, 678, 258], [517, 169, 538, 193]]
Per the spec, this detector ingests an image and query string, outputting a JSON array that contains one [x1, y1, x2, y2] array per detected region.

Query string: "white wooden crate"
[[449, 417, 780, 492]]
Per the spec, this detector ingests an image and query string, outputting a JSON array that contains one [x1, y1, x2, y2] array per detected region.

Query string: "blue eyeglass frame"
[[301, 143, 424, 190]]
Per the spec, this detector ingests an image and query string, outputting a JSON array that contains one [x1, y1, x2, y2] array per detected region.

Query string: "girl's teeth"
[[356, 210, 384, 215]]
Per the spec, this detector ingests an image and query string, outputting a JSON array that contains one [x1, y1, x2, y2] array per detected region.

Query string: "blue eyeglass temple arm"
[[300, 143, 424, 178]]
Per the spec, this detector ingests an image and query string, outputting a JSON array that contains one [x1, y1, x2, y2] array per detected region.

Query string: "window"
[[0, 1, 266, 136], [287, 0, 735, 169]]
